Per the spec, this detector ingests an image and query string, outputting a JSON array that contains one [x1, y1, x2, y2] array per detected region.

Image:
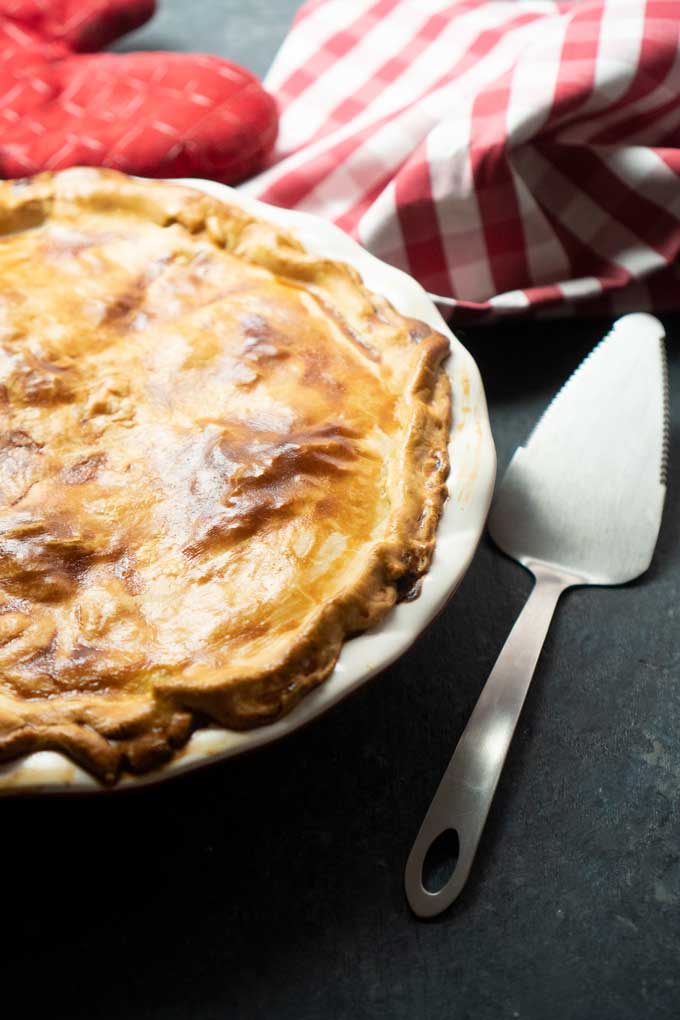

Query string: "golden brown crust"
[[0, 168, 450, 783]]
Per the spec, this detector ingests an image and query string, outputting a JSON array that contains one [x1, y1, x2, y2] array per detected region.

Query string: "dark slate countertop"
[[4, 4, 679, 1019]]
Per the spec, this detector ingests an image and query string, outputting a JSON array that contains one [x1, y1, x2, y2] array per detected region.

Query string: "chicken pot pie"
[[0, 168, 450, 783]]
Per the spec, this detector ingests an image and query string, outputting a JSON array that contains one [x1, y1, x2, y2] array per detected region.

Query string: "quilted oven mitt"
[[0, 0, 278, 182]]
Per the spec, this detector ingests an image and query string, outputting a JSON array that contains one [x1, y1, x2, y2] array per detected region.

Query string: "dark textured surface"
[[4, 4, 680, 1019]]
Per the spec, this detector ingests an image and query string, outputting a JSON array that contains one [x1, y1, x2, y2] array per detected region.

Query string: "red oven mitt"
[[0, 0, 278, 183], [0, 0, 156, 51]]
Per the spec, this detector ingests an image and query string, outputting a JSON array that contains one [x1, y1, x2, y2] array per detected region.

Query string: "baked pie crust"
[[0, 168, 450, 783]]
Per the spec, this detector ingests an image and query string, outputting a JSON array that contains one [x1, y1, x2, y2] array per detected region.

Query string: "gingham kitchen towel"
[[245, 0, 680, 321]]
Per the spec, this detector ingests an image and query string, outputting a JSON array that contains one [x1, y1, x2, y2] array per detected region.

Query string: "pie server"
[[405, 313, 669, 917]]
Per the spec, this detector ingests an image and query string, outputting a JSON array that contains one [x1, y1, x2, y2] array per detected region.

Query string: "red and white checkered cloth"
[[244, 0, 680, 322]]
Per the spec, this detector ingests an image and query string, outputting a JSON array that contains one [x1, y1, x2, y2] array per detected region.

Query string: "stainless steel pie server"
[[405, 313, 669, 918]]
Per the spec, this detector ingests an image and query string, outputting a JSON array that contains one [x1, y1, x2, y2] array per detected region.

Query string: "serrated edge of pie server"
[[524, 313, 668, 485]]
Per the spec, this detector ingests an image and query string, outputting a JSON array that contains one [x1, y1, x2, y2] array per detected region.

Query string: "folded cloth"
[[244, 0, 680, 321], [0, 0, 278, 184]]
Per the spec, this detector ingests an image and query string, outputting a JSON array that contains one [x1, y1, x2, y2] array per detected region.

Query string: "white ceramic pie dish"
[[0, 178, 495, 794]]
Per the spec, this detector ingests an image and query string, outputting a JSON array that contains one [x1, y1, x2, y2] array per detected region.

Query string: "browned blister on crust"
[[0, 168, 451, 782]]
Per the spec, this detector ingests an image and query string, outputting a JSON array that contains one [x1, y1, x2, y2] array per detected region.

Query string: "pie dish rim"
[[0, 177, 496, 795]]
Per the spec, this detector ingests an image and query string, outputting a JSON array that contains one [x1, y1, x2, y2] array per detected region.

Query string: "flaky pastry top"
[[0, 168, 450, 782]]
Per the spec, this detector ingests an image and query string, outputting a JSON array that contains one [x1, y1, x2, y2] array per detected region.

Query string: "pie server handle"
[[404, 564, 573, 917]]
